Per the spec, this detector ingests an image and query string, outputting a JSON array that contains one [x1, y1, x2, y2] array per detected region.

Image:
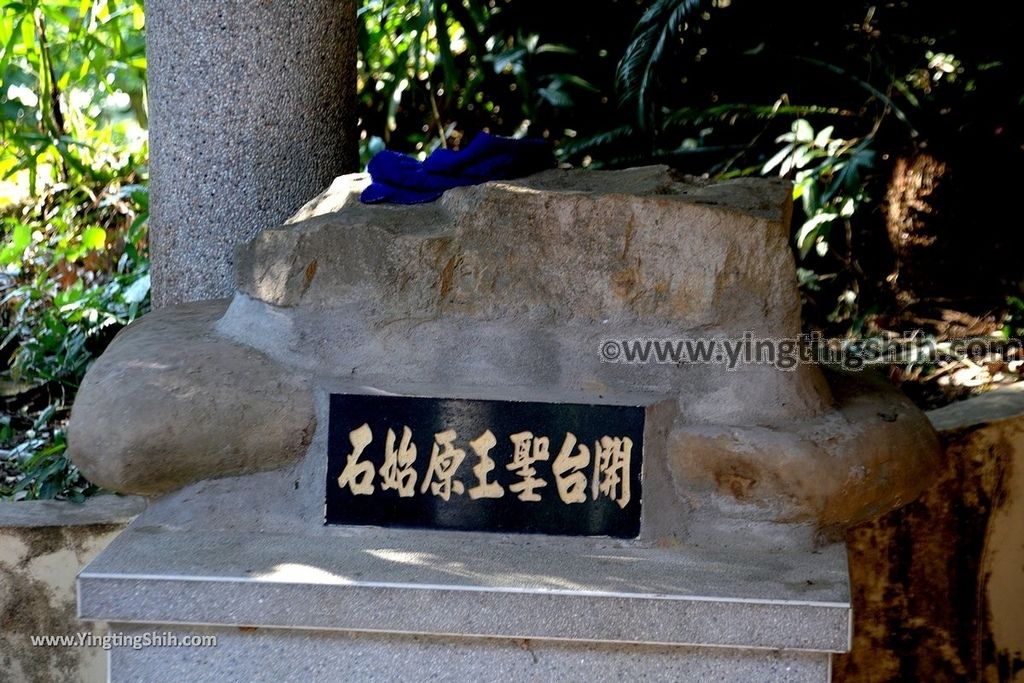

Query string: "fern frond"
[[615, 0, 712, 129], [663, 104, 851, 129]]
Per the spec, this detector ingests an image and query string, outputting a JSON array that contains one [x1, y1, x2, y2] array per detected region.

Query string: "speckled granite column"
[[146, 0, 358, 307]]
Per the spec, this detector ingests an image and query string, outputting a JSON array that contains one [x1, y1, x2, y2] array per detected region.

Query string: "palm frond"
[[795, 56, 920, 137], [615, 0, 713, 129]]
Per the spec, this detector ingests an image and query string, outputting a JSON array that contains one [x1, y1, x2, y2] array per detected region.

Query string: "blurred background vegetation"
[[2, 0, 1022, 498], [1, 0, 148, 500]]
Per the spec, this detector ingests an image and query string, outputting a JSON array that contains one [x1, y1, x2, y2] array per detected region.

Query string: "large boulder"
[[68, 300, 315, 496]]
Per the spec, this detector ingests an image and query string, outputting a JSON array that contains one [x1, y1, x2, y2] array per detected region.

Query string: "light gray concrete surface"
[[146, 0, 358, 306], [107, 625, 833, 682], [78, 526, 850, 652]]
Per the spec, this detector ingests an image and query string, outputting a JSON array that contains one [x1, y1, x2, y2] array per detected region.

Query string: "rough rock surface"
[[67, 300, 315, 495], [224, 166, 829, 427], [672, 371, 941, 532], [236, 166, 801, 331]]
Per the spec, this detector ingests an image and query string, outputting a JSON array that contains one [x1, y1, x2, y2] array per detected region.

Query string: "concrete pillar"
[[146, 0, 358, 307]]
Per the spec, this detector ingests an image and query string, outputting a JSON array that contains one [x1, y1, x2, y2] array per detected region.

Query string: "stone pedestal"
[[80, 525, 848, 682], [146, 0, 358, 306], [70, 168, 942, 680]]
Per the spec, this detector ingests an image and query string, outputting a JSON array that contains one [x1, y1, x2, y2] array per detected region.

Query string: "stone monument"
[[68, 167, 940, 681]]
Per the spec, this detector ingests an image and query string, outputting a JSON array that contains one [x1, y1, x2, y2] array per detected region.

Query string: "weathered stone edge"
[[927, 382, 1024, 433], [0, 494, 146, 528]]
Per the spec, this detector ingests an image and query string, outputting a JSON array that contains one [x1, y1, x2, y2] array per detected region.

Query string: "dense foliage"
[[359, 0, 1023, 334], [2, 0, 1021, 498], [1, 0, 148, 500]]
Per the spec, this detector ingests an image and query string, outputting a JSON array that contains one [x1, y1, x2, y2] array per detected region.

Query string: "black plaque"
[[325, 394, 644, 538]]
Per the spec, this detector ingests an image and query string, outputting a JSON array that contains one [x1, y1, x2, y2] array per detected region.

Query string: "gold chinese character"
[[467, 430, 504, 499], [592, 435, 633, 508], [337, 423, 375, 495], [506, 431, 549, 501], [552, 432, 590, 504], [379, 426, 417, 497], [420, 429, 466, 501]]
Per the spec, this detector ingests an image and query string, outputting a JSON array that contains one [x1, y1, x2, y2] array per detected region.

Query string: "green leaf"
[[538, 86, 574, 108], [122, 273, 149, 303], [81, 226, 107, 251], [0, 223, 32, 265], [535, 43, 576, 56], [762, 143, 795, 175], [793, 119, 814, 143], [795, 213, 838, 258], [555, 125, 637, 160], [0, 15, 25, 76], [8, 222, 32, 251]]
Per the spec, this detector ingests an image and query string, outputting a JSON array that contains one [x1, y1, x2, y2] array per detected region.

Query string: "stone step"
[[78, 525, 850, 653]]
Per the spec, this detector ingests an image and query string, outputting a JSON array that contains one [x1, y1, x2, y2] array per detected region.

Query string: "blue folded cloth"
[[361, 133, 555, 205]]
